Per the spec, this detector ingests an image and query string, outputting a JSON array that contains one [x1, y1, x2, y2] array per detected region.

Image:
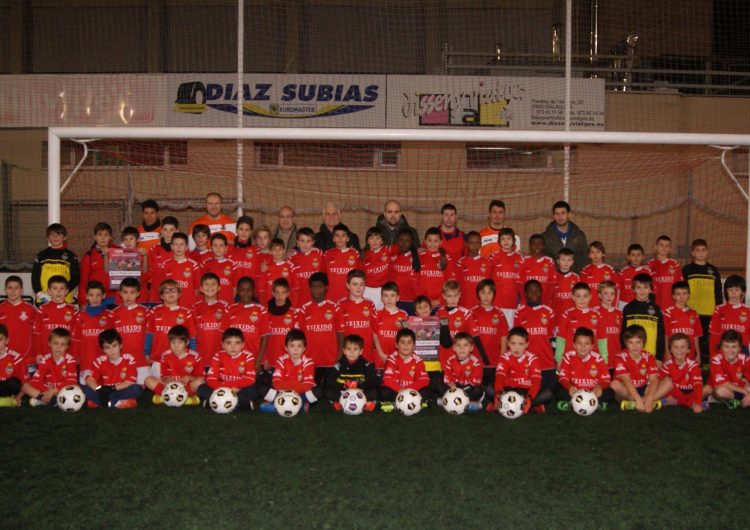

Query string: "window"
[[255, 142, 400, 169], [466, 144, 576, 171], [43, 140, 188, 169]]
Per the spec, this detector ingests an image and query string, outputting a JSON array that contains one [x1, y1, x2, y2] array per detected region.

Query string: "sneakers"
[[652, 400, 662, 411], [0, 396, 18, 407], [87, 400, 99, 409], [557, 401, 571, 412], [185, 395, 200, 406], [380, 402, 394, 413], [485, 401, 498, 413], [29, 397, 44, 408], [700, 400, 711, 411], [363, 401, 376, 412], [598, 402, 608, 412], [726, 399, 742, 410], [152, 394, 163, 405], [620, 400, 636, 411], [533, 404, 546, 414], [466, 401, 482, 413], [522, 398, 532, 415], [332, 401, 342, 412], [114, 399, 138, 409], [259, 401, 276, 413]]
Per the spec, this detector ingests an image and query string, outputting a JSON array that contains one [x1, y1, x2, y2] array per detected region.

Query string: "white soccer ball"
[[274, 391, 303, 418], [442, 388, 469, 415], [209, 387, 238, 414], [395, 388, 423, 416], [162, 381, 188, 408], [57, 384, 86, 412], [339, 388, 367, 416], [571, 390, 599, 416], [498, 391, 525, 419]]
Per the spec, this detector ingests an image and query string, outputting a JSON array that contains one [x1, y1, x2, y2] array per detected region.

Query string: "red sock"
[[154, 383, 165, 395]]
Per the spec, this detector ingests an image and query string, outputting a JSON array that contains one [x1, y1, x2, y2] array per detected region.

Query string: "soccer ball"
[[274, 391, 303, 417], [209, 387, 238, 414], [162, 381, 188, 408], [339, 388, 367, 416], [395, 388, 422, 416], [498, 391, 525, 419], [442, 388, 469, 415], [571, 390, 599, 416], [57, 385, 85, 412]]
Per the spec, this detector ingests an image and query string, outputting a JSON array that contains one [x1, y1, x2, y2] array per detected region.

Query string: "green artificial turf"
[[2, 399, 749, 529]]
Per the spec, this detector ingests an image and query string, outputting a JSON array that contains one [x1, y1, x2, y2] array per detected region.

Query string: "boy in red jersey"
[[435, 280, 484, 369], [144, 279, 197, 374], [72, 281, 114, 383], [289, 227, 323, 307], [710, 329, 750, 408], [257, 238, 296, 305], [555, 282, 602, 361], [145, 216, 178, 302], [324, 334, 378, 410], [514, 280, 556, 383], [259, 329, 321, 412], [363, 226, 391, 310], [111, 277, 150, 384], [78, 222, 118, 306], [557, 327, 612, 410], [230, 216, 259, 284], [648, 235, 683, 310], [520, 234, 557, 306], [489, 227, 523, 326], [491, 327, 550, 414], [373, 282, 408, 369], [259, 278, 298, 372], [389, 228, 420, 315], [551, 248, 579, 316], [193, 273, 229, 369], [225, 276, 269, 357], [202, 233, 239, 305], [22, 328, 77, 407], [708, 275, 750, 354], [0, 323, 28, 406], [339, 269, 378, 365], [197, 327, 259, 410], [324, 223, 362, 303], [471, 279, 509, 397], [594, 281, 622, 367], [435, 332, 484, 411], [418, 227, 455, 308], [611, 325, 661, 412], [150, 232, 202, 308], [654, 333, 709, 413], [580, 241, 620, 308], [145, 325, 204, 405], [380, 328, 431, 412], [83, 329, 143, 409], [663, 281, 703, 361], [457, 231, 490, 309], [33, 275, 78, 361], [190, 224, 213, 266], [619, 244, 653, 306], [0, 275, 37, 372]]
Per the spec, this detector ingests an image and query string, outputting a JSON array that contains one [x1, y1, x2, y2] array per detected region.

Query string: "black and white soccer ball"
[[498, 391, 525, 419], [274, 391, 303, 417], [162, 381, 188, 408], [442, 388, 469, 415], [571, 390, 598, 416], [395, 388, 422, 416], [57, 385, 85, 412], [339, 388, 367, 416], [209, 387, 238, 414]]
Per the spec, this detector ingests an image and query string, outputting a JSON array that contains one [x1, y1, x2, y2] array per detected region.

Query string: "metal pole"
[[236, 0, 244, 217], [47, 131, 60, 224], [563, 0, 572, 202]]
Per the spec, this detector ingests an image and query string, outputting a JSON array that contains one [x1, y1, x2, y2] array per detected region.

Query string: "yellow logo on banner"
[[479, 100, 509, 126]]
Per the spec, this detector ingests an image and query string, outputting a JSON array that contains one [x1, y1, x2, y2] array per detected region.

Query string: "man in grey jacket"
[[375, 200, 419, 247], [542, 201, 589, 273]]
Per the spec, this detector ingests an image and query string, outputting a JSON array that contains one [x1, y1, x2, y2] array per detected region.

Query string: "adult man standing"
[[438, 203, 466, 262], [314, 202, 361, 251], [542, 200, 589, 273], [272, 205, 298, 256], [479, 200, 521, 257], [189, 192, 236, 243], [375, 200, 419, 247], [137, 199, 162, 252]]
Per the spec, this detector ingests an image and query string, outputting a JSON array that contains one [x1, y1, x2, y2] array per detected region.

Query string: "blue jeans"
[[83, 385, 143, 407]]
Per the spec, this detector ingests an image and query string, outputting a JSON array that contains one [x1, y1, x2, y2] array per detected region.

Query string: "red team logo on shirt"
[[589, 364, 598, 377], [249, 312, 258, 322], [19, 311, 29, 322], [409, 367, 415, 377], [741, 312, 748, 323], [215, 310, 224, 320], [238, 361, 246, 373], [176, 316, 184, 325], [590, 316, 598, 325], [183, 269, 191, 278], [492, 316, 499, 325], [98, 317, 107, 326], [480, 264, 487, 273], [363, 307, 370, 317], [604, 272, 611, 280], [64, 311, 73, 322], [185, 361, 194, 374], [381, 254, 388, 262], [224, 265, 232, 277], [297, 372, 303, 382], [454, 318, 462, 328], [312, 259, 319, 267], [347, 257, 356, 266], [136, 313, 145, 324], [284, 315, 293, 325], [120, 368, 128, 379], [5, 364, 13, 375], [325, 310, 333, 320], [541, 315, 548, 325]]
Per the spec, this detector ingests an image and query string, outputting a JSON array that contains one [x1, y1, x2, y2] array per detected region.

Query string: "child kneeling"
[[324, 334, 378, 411], [84, 329, 143, 409], [197, 327, 259, 410], [145, 325, 205, 406]]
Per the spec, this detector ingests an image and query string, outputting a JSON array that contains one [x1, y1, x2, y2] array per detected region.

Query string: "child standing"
[[362, 226, 391, 310], [79, 222, 118, 305], [489, 227, 523, 327], [580, 241, 620, 308], [619, 244, 653, 306], [32, 223, 80, 305], [289, 227, 324, 307], [324, 224, 362, 303], [456, 231, 490, 310], [648, 235, 684, 310], [621, 273, 665, 361], [708, 275, 750, 354], [662, 281, 703, 361]]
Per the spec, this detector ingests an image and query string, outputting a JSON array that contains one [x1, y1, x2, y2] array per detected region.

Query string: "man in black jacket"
[[375, 199, 419, 247], [542, 200, 589, 274], [314, 202, 361, 251]]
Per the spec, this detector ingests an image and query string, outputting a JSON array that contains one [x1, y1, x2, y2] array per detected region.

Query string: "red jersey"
[[205, 349, 256, 388], [89, 354, 137, 386], [558, 351, 611, 391], [202, 257, 240, 305], [363, 247, 391, 288], [663, 305, 703, 358], [373, 307, 408, 369], [33, 302, 78, 357], [709, 352, 750, 388], [289, 248, 324, 306], [230, 244, 260, 283], [660, 358, 703, 405], [324, 247, 362, 302], [594, 305, 622, 367], [193, 300, 229, 366], [72, 309, 114, 371], [520, 255, 557, 305], [514, 304, 556, 370], [79, 244, 119, 302], [619, 264, 653, 303], [614, 351, 659, 388], [160, 349, 203, 379], [29, 353, 77, 391], [382, 352, 429, 391], [146, 305, 196, 362], [146, 243, 173, 302], [648, 258, 683, 309], [417, 248, 455, 302], [489, 250, 523, 309], [0, 300, 37, 362], [471, 305, 509, 367], [190, 248, 213, 267], [580, 263, 621, 307], [556, 307, 602, 351], [443, 354, 482, 387], [339, 298, 377, 362], [439, 228, 466, 262], [272, 354, 316, 393], [264, 306, 298, 367], [389, 251, 419, 301], [434, 306, 478, 368], [551, 270, 580, 316], [494, 351, 541, 397], [111, 304, 149, 367], [151, 257, 203, 308], [709, 303, 750, 353], [296, 300, 343, 367], [456, 255, 491, 309], [0, 348, 27, 382], [257, 259, 296, 305], [225, 303, 269, 355]]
